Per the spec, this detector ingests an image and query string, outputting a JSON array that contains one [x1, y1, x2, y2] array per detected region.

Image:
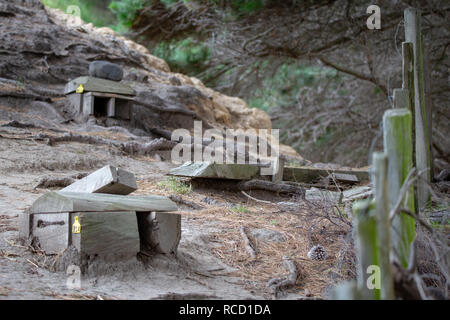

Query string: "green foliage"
[[315, 127, 334, 147], [42, 0, 115, 27], [157, 177, 192, 194], [109, 0, 148, 32], [153, 38, 211, 74], [160, 0, 180, 6], [231, 204, 251, 213], [232, 0, 264, 13], [247, 62, 337, 112]]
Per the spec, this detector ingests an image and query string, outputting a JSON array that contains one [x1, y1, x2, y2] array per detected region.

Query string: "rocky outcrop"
[[0, 0, 298, 160]]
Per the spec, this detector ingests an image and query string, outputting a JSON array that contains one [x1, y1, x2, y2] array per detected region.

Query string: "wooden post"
[[107, 97, 116, 118], [393, 88, 409, 109], [402, 42, 415, 115], [383, 109, 416, 268], [423, 45, 434, 181], [402, 42, 418, 215], [353, 199, 380, 299], [372, 152, 395, 299], [404, 8, 432, 208], [82, 92, 94, 115]]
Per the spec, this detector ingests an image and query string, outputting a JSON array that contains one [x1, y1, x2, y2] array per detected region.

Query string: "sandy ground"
[[2, 123, 331, 300], [0, 93, 357, 300]]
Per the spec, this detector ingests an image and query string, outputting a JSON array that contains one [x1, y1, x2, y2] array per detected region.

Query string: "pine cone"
[[307, 245, 327, 261]]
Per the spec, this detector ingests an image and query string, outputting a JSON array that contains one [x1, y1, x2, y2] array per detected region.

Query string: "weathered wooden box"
[[64, 76, 136, 120], [20, 192, 178, 271]]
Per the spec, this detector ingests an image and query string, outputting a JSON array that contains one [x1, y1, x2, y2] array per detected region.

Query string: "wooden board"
[[168, 162, 261, 180], [61, 165, 137, 195], [85, 91, 135, 100], [71, 211, 139, 262], [305, 185, 372, 203], [29, 192, 178, 214], [64, 76, 136, 96], [283, 166, 369, 183], [332, 173, 359, 183], [31, 212, 70, 254]]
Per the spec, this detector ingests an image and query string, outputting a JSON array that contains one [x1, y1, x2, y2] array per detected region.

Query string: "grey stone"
[[202, 197, 219, 205], [249, 228, 286, 243], [61, 165, 137, 195], [435, 168, 450, 182], [89, 60, 123, 81]]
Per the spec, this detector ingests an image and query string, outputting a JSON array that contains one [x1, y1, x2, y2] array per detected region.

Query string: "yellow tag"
[[75, 84, 84, 94], [72, 216, 81, 234]]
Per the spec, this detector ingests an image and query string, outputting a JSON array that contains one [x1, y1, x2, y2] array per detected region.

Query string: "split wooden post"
[[393, 88, 409, 110], [401, 42, 418, 214], [402, 42, 415, 119], [352, 199, 380, 299], [372, 152, 395, 300], [404, 8, 432, 208], [383, 109, 416, 269]]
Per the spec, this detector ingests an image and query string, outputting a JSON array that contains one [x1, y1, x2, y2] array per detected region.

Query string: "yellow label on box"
[[75, 84, 84, 94], [72, 216, 81, 234]]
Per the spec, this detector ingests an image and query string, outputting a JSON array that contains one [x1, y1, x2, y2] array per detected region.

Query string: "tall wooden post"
[[372, 152, 395, 299], [404, 8, 432, 208], [401, 42, 418, 215], [383, 109, 416, 268], [353, 199, 380, 299], [393, 88, 409, 109]]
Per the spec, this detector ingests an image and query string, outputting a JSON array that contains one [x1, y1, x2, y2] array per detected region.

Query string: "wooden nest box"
[[64, 76, 136, 120], [20, 192, 179, 272]]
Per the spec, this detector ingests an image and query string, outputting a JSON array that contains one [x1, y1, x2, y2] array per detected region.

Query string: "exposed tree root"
[[0, 91, 51, 101], [134, 99, 210, 126], [168, 195, 203, 210], [33, 172, 89, 190], [392, 261, 422, 300], [119, 138, 177, 155], [239, 226, 256, 259], [266, 256, 299, 298], [238, 179, 305, 197], [32, 132, 177, 155], [34, 176, 75, 189]]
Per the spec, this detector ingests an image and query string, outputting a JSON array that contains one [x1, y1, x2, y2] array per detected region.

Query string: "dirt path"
[[0, 127, 266, 300], [0, 123, 350, 300]]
